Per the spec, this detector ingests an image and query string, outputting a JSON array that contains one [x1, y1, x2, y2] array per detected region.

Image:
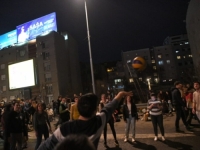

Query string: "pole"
[[84, 0, 96, 93]]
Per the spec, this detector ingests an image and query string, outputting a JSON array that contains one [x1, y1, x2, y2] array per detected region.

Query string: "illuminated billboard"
[[0, 30, 17, 50], [17, 12, 57, 43], [8, 59, 36, 90]]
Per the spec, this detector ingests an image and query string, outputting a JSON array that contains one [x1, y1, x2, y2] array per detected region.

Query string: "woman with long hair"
[[122, 95, 138, 142], [33, 102, 52, 150]]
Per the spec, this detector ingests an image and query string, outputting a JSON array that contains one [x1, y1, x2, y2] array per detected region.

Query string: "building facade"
[[0, 31, 82, 103]]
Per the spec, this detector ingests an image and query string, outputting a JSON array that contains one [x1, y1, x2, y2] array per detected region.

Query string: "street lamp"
[[84, 0, 96, 94]]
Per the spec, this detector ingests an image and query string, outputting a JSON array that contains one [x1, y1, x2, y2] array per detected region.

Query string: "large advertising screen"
[[8, 59, 36, 90], [0, 30, 17, 50], [17, 12, 57, 43]]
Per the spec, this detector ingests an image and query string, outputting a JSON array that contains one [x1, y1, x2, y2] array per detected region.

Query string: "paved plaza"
[[0, 114, 200, 150]]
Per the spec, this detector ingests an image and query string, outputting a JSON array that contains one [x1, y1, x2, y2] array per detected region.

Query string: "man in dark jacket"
[[172, 81, 191, 132], [8, 101, 25, 150]]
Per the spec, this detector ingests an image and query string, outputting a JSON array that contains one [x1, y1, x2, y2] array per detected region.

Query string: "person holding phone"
[[147, 93, 165, 141]]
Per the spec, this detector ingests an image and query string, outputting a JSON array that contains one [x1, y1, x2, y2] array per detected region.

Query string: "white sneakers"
[[124, 138, 135, 142], [154, 136, 165, 141]]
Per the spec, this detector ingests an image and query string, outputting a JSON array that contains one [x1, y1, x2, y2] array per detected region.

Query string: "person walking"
[[148, 93, 165, 141], [33, 103, 52, 150], [122, 95, 138, 142], [99, 94, 119, 147], [172, 81, 191, 132]]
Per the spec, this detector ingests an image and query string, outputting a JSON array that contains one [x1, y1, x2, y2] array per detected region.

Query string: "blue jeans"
[[125, 114, 136, 138]]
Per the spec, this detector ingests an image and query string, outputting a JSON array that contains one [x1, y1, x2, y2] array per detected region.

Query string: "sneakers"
[[124, 138, 128, 142], [132, 138, 135, 142], [161, 136, 165, 141], [154, 136, 158, 141]]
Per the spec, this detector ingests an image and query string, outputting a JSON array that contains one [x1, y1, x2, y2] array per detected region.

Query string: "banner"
[[0, 30, 17, 50]]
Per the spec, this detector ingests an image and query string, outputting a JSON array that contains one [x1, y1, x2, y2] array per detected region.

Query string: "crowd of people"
[[0, 81, 200, 150]]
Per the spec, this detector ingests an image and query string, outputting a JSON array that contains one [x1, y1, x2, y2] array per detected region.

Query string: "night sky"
[[0, 0, 190, 63]]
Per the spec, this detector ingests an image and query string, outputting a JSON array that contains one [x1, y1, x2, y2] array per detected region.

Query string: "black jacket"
[[122, 103, 138, 121], [171, 88, 185, 107], [7, 110, 25, 135]]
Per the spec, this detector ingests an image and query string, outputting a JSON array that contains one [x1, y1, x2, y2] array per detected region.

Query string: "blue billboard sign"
[[17, 12, 57, 43], [0, 30, 17, 50]]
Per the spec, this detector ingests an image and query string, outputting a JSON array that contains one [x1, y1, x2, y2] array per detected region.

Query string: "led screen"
[[0, 30, 17, 50], [17, 12, 57, 43], [8, 59, 36, 90]]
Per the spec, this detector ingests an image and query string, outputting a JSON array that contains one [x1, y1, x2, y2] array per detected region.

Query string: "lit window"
[[152, 60, 155, 63], [177, 56, 181, 59], [158, 61, 163, 65], [185, 42, 189, 44], [153, 66, 156, 70], [176, 51, 179, 53], [44, 62, 51, 71], [166, 60, 170, 64], [169, 79, 172, 81], [1, 75, 5, 80], [158, 54, 162, 58], [139, 78, 142, 81], [163, 80, 166, 82], [154, 73, 157, 76], [127, 60, 131, 64], [180, 43, 183, 45], [114, 79, 122, 84], [188, 55, 192, 57], [107, 68, 114, 72], [129, 78, 134, 83], [183, 56, 186, 58], [0, 64, 5, 69]]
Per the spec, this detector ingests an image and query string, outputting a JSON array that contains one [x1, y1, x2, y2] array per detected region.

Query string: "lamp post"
[[84, 0, 96, 94]]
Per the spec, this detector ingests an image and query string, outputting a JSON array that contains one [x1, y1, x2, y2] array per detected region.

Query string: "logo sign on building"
[[16, 12, 57, 43], [0, 30, 17, 50]]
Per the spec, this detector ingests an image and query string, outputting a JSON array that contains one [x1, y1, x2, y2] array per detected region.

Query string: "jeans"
[[175, 106, 188, 129], [103, 116, 117, 143], [125, 114, 136, 138], [35, 124, 49, 150], [150, 115, 164, 136], [10, 133, 23, 150]]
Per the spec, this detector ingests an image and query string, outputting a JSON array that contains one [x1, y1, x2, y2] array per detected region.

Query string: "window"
[[166, 54, 169, 57], [153, 66, 156, 70], [178, 63, 182, 66], [40, 41, 46, 49], [0, 64, 5, 69], [127, 60, 131, 64], [143, 56, 148, 60], [42, 52, 50, 60], [129, 78, 134, 83], [45, 73, 52, 81], [46, 84, 53, 94], [177, 56, 181, 59], [163, 80, 166, 82], [176, 51, 179, 53], [188, 55, 192, 58], [158, 60, 163, 65], [2, 86, 6, 91], [157, 54, 162, 58], [44, 62, 51, 71], [166, 60, 170, 64], [185, 42, 189, 44], [183, 56, 186, 58], [1, 75, 5, 80], [139, 77, 142, 81], [151, 60, 155, 63], [169, 79, 172, 81], [154, 73, 157, 76], [114, 79, 122, 84]]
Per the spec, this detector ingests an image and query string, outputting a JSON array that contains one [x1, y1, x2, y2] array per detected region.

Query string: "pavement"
[[0, 113, 200, 150]]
